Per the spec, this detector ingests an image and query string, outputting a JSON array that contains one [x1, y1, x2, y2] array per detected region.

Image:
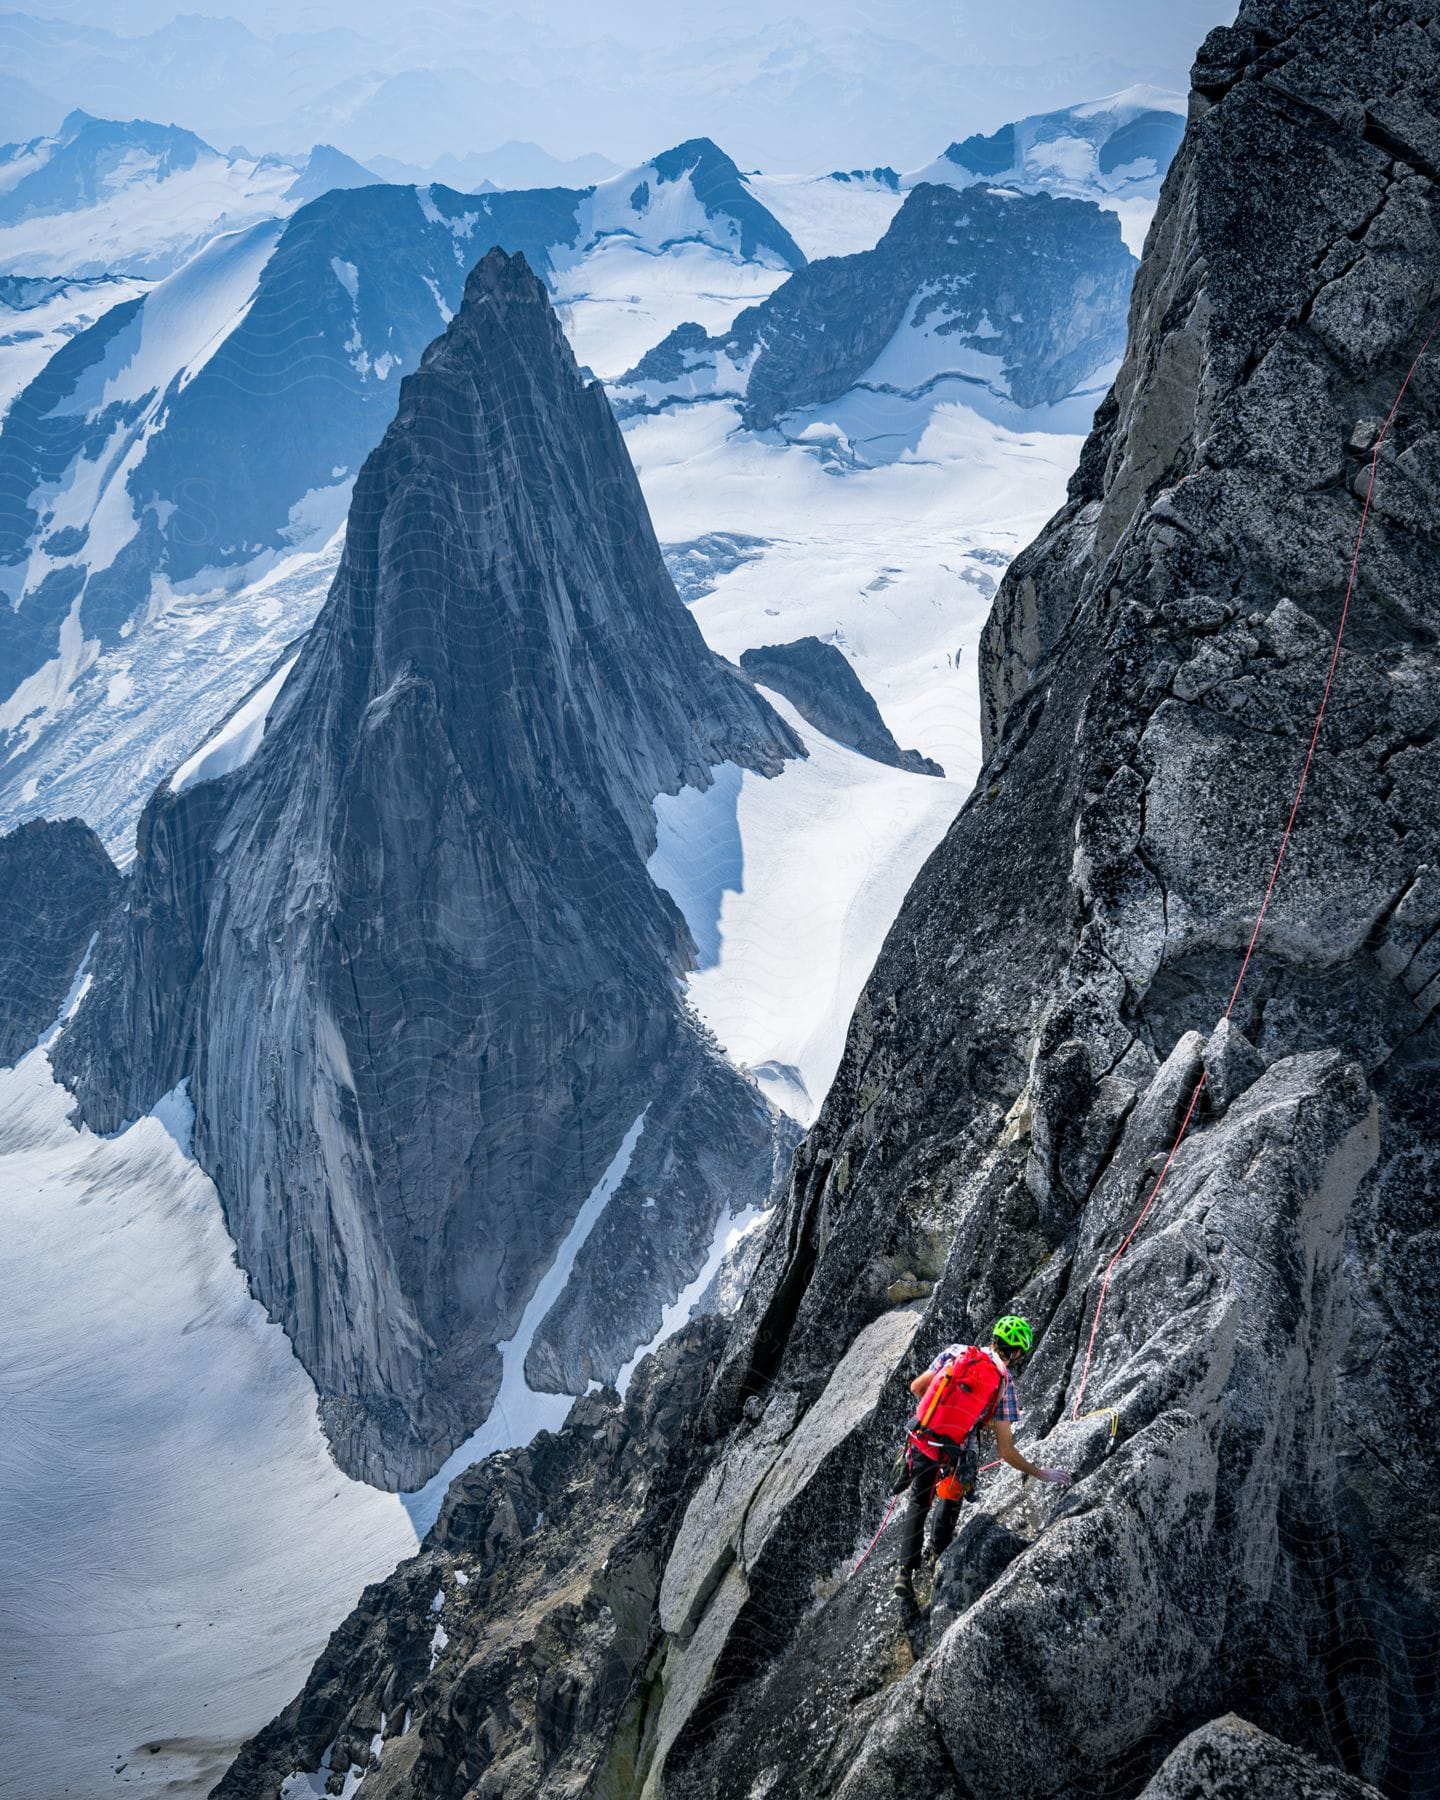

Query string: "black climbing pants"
[[898, 1454, 962, 1572]]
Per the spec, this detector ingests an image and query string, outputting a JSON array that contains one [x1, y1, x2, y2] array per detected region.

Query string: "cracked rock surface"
[[215, 2, 1440, 1793]]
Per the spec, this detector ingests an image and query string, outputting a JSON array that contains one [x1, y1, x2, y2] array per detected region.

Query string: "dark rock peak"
[[0, 816, 120, 1067], [944, 120, 1017, 175], [652, 136, 734, 183], [289, 246, 798, 862], [827, 166, 901, 190], [740, 637, 944, 776], [57, 244, 798, 1488], [56, 108, 99, 139]]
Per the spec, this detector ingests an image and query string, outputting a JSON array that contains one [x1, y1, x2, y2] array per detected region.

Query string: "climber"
[[893, 1315, 1070, 1600]]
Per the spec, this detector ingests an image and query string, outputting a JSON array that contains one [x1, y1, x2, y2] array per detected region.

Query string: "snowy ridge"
[[549, 139, 801, 379], [171, 650, 300, 792], [0, 273, 151, 420]]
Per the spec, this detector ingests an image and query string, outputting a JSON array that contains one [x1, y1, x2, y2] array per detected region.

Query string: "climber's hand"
[[1037, 1466, 1072, 1485]]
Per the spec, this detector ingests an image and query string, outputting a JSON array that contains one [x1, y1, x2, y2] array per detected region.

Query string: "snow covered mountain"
[[614, 182, 1136, 438], [0, 143, 804, 853], [548, 137, 803, 377], [743, 88, 1186, 266], [0, 110, 379, 278], [911, 85, 1187, 254], [0, 271, 151, 418]]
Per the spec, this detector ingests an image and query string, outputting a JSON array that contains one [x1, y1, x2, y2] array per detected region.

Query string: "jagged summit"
[[297, 245, 795, 856], [57, 242, 799, 1488], [649, 138, 806, 268]]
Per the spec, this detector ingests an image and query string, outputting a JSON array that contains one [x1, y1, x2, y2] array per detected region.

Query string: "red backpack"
[[911, 1346, 1004, 1450]]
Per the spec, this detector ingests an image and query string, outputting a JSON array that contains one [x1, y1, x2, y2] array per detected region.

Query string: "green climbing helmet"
[[993, 1314, 1034, 1355]]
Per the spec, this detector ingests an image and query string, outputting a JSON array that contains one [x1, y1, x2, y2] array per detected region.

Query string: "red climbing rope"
[[1069, 318, 1439, 1423], [852, 1493, 900, 1574]]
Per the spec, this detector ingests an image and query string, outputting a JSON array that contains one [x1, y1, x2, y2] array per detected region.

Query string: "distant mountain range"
[[370, 142, 621, 192], [614, 181, 1137, 431], [0, 94, 1182, 856], [0, 134, 806, 850], [0, 110, 378, 277], [0, 5, 1189, 171], [746, 86, 1187, 263]]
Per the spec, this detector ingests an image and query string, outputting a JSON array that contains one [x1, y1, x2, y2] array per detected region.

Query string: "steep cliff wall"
[[214, 1, 1440, 1793], [57, 249, 801, 1489], [0, 815, 118, 1063]]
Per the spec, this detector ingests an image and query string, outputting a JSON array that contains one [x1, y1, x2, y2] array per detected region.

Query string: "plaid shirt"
[[928, 1343, 1020, 1424]]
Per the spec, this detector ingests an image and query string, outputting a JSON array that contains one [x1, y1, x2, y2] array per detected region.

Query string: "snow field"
[[649, 698, 967, 1122], [0, 153, 299, 279], [741, 170, 905, 259], [626, 391, 1081, 1120], [552, 238, 787, 380], [0, 1051, 416, 1800]]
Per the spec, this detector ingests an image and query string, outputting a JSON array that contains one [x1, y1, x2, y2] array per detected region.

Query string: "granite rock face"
[[1138, 1715, 1385, 1798], [57, 249, 801, 1489], [217, 1, 1440, 1792], [740, 638, 944, 776], [0, 816, 119, 1065], [613, 181, 1137, 427]]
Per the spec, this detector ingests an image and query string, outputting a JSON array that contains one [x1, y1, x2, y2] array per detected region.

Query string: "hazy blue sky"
[[7, 1, 1237, 168]]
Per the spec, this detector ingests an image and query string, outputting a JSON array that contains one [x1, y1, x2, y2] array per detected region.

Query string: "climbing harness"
[[1069, 320, 1439, 1422]]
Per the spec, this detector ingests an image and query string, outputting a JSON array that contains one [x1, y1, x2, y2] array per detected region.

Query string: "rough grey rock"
[[0, 816, 119, 1065], [218, 2, 1440, 1793], [1202, 1015, 1267, 1111], [740, 638, 944, 776], [614, 181, 1137, 427], [1139, 1714, 1385, 1797], [210, 1321, 727, 1800], [523, 1034, 801, 1394], [57, 249, 801, 1488]]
